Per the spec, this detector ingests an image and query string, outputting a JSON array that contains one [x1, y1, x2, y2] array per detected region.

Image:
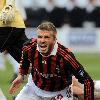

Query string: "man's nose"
[[41, 38, 45, 42]]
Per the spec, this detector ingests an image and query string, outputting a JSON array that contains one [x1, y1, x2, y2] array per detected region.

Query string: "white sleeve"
[[95, 80, 100, 91], [6, 0, 15, 6]]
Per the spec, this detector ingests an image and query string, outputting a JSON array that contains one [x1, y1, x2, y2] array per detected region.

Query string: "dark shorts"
[[0, 27, 28, 63]]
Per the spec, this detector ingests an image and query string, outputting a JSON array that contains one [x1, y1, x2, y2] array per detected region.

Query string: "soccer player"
[[9, 21, 94, 100], [0, 0, 28, 63]]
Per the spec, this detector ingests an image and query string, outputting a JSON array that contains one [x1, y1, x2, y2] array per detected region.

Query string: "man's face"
[[37, 30, 56, 56]]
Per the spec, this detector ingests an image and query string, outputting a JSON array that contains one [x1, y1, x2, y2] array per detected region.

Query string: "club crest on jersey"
[[42, 60, 47, 64]]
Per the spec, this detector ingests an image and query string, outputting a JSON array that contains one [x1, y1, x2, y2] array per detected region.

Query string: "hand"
[[9, 75, 24, 94], [0, 5, 15, 24]]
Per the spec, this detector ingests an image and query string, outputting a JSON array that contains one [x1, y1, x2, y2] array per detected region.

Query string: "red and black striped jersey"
[[19, 38, 94, 100]]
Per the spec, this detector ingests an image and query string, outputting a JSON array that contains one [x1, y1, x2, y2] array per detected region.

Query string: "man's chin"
[[40, 48, 47, 52]]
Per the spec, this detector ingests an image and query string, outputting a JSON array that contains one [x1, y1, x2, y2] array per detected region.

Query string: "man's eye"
[[38, 36, 42, 38], [45, 36, 49, 38]]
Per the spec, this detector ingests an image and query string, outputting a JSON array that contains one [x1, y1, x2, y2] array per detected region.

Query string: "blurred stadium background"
[[0, 0, 100, 100]]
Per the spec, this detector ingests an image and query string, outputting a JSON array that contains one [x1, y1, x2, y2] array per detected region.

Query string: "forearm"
[[73, 86, 83, 95], [77, 92, 100, 100], [9, 74, 24, 94], [73, 79, 100, 100], [84, 78, 94, 100]]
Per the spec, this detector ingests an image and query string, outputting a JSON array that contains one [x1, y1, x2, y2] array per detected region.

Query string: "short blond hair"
[[37, 21, 57, 34]]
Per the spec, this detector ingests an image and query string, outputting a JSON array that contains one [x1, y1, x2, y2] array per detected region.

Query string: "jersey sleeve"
[[19, 44, 30, 75], [19, 38, 37, 76], [62, 48, 94, 100]]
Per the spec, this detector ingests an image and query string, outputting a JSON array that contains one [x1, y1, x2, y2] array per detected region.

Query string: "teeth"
[[41, 46, 46, 47]]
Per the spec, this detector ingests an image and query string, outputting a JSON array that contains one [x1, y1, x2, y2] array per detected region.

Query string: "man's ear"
[[54, 37, 57, 44]]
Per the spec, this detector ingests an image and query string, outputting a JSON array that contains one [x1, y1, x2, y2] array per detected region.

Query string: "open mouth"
[[40, 45, 47, 51]]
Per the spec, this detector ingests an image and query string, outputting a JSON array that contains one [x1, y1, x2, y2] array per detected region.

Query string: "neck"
[[40, 53, 51, 57]]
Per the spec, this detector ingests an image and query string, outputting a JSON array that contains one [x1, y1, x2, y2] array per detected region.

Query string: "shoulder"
[[23, 38, 37, 46], [57, 42, 72, 53], [22, 38, 37, 52], [57, 42, 75, 58]]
